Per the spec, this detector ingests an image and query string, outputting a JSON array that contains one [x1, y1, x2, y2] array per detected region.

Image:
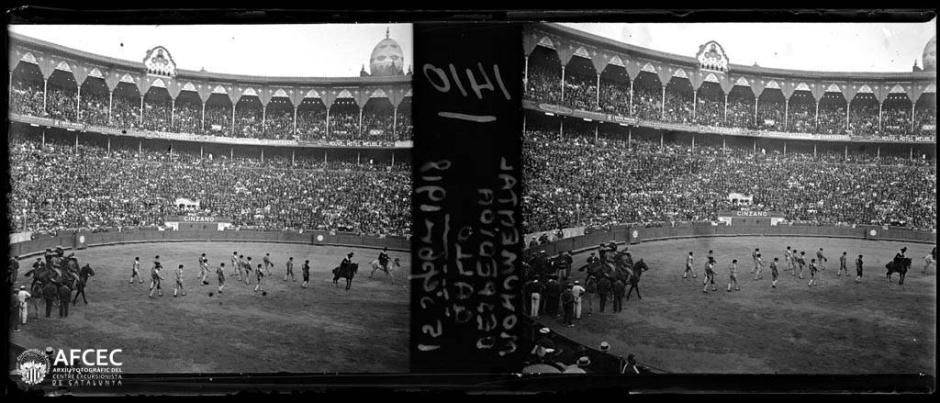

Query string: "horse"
[[72, 264, 96, 305], [625, 260, 650, 300], [886, 257, 912, 285], [332, 262, 359, 291], [369, 258, 400, 279], [577, 260, 615, 282]]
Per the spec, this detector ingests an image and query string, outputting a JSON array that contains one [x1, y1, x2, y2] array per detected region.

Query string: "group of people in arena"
[[8, 78, 413, 143], [522, 129, 936, 234], [524, 70, 937, 140], [8, 247, 399, 331], [8, 133, 411, 238], [520, 243, 935, 327]]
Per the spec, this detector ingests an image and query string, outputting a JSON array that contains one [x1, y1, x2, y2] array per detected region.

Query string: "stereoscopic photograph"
[[520, 21, 936, 375], [7, 23, 413, 377]]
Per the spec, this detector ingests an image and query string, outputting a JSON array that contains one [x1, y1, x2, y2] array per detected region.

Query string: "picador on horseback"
[[886, 247, 913, 285], [24, 246, 81, 291], [332, 252, 359, 291]]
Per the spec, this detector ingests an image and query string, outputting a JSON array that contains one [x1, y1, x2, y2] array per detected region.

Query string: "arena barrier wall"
[[526, 224, 936, 256], [10, 229, 409, 259]]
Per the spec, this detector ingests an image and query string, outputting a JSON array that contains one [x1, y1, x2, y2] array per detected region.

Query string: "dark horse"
[[72, 264, 96, 305], [577, 260, 615, 282], [332, 262, 359, 291], [886, 257, 912, 285], [625, 260, 650, 300]]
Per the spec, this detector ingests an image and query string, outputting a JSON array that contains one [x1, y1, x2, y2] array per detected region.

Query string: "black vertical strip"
[[411, 23, 524, 373]]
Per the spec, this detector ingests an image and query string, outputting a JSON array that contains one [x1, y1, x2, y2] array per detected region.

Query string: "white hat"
[[539, 327, 551, 335], [577, 356, 591, 367], [600, 341, 610, 350], [20, 285, 26, 290], [574, 280, 580, 284]]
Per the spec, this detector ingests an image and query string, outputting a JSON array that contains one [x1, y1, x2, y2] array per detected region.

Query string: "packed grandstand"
[[524, 25, 936, 141], [8, 31, 413, 145], [8, 30, 412, 238], [522, 24, 937, 236]]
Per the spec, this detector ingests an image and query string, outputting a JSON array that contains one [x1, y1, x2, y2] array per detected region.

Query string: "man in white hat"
[[564, 356, 591, 373], [599, 341, 610, 353], [530, 327, 555, 359], [16, 285, 31, 327], [571, 280, 586, 319]]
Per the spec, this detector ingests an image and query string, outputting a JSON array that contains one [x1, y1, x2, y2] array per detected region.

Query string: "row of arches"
[[525, 46, 937, 137], [9, 61, 413, 142]]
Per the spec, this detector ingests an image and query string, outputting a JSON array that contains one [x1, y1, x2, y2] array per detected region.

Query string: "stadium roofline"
[[537, 23, 936, 82], [9, 32, 410, 86]]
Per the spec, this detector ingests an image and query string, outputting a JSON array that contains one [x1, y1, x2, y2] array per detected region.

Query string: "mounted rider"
[[378, 247, 391, 272], [342, 252, 355, 271]]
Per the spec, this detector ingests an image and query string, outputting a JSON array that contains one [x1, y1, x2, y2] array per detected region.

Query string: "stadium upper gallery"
[[522, 23, 937, 236], [8, 28, 413, 238]]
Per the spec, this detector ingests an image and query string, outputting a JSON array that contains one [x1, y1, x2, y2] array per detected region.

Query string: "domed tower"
[[923, 35, 936, 71], [369, 27, 405, 77]]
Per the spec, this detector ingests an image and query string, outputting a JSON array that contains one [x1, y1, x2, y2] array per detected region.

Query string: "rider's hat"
[[20, 285, 26, 290], [574, 280, 580, 284], [539, 327, 551, 335]]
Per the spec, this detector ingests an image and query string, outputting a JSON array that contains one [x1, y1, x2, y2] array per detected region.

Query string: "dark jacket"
[[545, 280, 561, 298], [524, 281, 543, 296], [612, 280, 626, 296], [43, 283, 58, 300], [561, 290, 575, 306], [58, 285, 71, 302], [597, 277, 613, 295]]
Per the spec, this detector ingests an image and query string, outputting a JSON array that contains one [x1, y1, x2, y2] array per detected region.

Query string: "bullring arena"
[[9, 233, 410, 373], [529, 227, 935, 374]]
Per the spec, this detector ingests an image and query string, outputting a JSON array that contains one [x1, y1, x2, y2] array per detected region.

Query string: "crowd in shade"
[[524, 71, 937, 140], [8, 78, 413, 144], [522, 129, 936, 234], [8, 133, 411, 237]]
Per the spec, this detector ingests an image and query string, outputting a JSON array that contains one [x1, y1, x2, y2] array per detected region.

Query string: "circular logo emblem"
[[79, 235, 86, 243], [16, 349, 50, 386], [869, 230, 877, 236], [631, 230, 639, 239], [316, 235, 324, 242]]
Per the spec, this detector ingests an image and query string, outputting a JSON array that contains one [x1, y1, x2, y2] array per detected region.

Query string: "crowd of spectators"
[[523, 67, 937, 139], [396, 107, 413, 141], [9, 78, 411, 144], [522, 129, 936, 234], [563, 73, 598, 111], [8, 133, 411, 237]]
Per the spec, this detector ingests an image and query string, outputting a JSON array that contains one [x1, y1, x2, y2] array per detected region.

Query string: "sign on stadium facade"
[[717, 211, 786, 226], [163, 216, 233, 231]]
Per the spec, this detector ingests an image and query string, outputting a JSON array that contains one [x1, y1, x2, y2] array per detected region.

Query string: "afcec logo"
[[16, 349, 51, 386]]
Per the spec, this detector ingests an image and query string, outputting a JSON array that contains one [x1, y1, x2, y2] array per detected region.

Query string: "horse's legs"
[[636, 284, 641, 300], [899, 273, 905, 286], [345, 278, 351, 291]]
